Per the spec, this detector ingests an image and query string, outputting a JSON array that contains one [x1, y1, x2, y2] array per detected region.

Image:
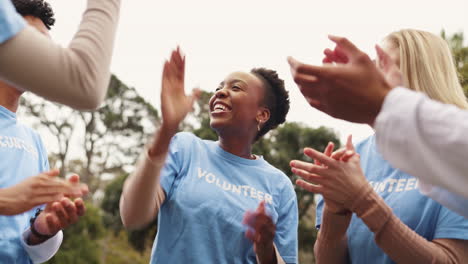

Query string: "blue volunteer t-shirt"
[[150, 132, 298, 264], [0, 0, 26, 43], [316, 135, 468, 264], [0, 106, 49, 263]]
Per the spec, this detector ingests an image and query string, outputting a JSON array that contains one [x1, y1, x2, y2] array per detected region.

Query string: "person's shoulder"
[[355, 134, 374, 148], [172, 132, 209, 152], [16, 124, 48, 157], [16, 122, 42, 142], [260, 160, 284, 175], [355, 134, 376, 153], [26, 126, 46, 149], [173, 131, 201, 144]]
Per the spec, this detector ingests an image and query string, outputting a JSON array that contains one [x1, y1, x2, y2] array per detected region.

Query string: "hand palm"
[[161, 49, 198, 130], [320, 137, 356, 214], [34, 203, 58, 235]]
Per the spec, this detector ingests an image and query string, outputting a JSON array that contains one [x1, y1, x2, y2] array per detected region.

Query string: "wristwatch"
[[29, 208, 54, 240]]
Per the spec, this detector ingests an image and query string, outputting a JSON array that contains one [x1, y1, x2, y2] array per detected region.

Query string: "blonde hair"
[[385, 29, 468, 109]]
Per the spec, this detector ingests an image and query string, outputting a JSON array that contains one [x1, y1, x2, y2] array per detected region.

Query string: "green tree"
[[101, 174, 157, 253], [20, 74, 160, 263], [442, 31, 468, 96], [45, 203, 105, 264], [78, 75, 159, 192], [187, 91, 218, 140], [19, 96, 78, 178], [19, 74, 160, 193]]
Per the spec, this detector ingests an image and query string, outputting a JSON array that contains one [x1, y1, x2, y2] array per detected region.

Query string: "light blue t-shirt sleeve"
[[315, 194, 324, 229], [433, 205, 468, 240], [274, 181, 299, 264], [159, 133, 189, 199], [0, 0, 26, 43]]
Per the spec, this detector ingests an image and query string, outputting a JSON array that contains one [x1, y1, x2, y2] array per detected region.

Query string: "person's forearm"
[[0, 188, 11, 215], [314, 205, 351, 264], [0, 0, 120, 110], [119, 126, 174, 229], [352, 184, 466, 263], [375, 87, 468, 199], [256, 243, 285, 264], [0, 187, 22, 215]]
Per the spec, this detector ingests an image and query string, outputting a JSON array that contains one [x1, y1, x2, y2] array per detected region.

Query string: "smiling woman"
[[119, 48, 298, 264], [292, 29, 468, 264]]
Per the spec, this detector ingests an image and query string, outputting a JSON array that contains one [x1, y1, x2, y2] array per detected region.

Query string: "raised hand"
[[288, 35, 392, 125], [243, 201, 276, 264], [323, 44, 349, 64], [291, 136, 367, 210], [0, 169, 87, 216], [311, 141, 350, 215], [160, 47, 201, 133]]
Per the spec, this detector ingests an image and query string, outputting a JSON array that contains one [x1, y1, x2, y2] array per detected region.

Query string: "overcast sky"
[[46, 0, 468, 144]]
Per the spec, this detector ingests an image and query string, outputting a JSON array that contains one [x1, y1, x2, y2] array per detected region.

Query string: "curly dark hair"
[[251, 68, 290, 141], [12, 0, 55, 29]]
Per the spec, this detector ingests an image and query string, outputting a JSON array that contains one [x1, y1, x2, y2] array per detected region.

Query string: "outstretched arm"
[[289, 35, 468, 208], [0, 169, 86, 216], [0, 0, 120, 110], [375, 87, 468, 204], [119, 48, 200, 229], [287, 36, 391, 125]]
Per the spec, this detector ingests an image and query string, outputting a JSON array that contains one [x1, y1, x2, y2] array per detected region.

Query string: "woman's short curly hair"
[[251, 68, 290, 141], [13, 0, 55, 29]]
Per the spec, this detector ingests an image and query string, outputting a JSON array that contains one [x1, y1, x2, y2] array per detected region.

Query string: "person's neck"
[[218, 131, 256, 160], [0, 84, 22, 113]]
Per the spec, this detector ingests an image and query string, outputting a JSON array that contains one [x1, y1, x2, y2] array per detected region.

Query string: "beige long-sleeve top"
[[0, 0, 120, 110], [375, 87, 468, 217], [314, 184, 468, 264]]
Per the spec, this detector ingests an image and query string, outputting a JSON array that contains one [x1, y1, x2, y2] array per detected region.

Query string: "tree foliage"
[[442, 31, 468, 96], [101, 173, 157, 252], [45, 203, 105, 264], [20, 75, 159, 192]]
